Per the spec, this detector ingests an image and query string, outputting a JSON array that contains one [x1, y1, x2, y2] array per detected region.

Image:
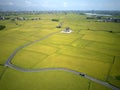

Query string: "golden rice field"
[[0, 13, 120, 90]]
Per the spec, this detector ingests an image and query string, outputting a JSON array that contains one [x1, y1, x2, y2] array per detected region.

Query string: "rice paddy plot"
[[0, 29, 33, 45], [0, 37, 28, 47], [84, 22, 120, 32], [24, 43, 58, 55], [0, 66, 5, 75], [0, 68, 89, 90], [85, 42, 120, 56], [34, 53, 110, 80], [108, 56, 120, 88], [90, 81, 111, 90], [82, 31, 120, 44], [0, 43, 20, 64], [12, 49, 48, 69], [0, 66, 7, 81], [59, 45, 113, 63], [42, 33, 80, 45], [71, 38, 93, 48]]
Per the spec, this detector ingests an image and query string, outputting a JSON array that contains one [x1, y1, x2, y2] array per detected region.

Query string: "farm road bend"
[[4, 31, 120, 90]]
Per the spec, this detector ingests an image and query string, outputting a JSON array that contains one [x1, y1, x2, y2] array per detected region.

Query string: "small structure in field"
[[18, 17, 24, 20], [61, 27, 73, 33]]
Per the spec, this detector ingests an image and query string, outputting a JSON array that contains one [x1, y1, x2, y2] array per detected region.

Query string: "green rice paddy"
[[0, 13, 120, 90]]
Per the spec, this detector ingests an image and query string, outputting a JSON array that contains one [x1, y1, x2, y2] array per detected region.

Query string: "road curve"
[[4, 32, 120, 90], [5, 31, 59, 65], [5, 62, 120, 90]]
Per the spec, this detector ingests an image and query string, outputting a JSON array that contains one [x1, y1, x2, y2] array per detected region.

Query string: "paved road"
[[5, 31, 58, 66], [4, 31, 120, 90], [5, 62, 120, 90]]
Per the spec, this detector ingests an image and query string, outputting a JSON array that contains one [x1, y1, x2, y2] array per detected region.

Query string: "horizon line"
[[0, 10, 120, 12]]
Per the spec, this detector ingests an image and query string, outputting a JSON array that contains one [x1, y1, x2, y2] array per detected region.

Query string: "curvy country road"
[[4, 32, 120, 90]]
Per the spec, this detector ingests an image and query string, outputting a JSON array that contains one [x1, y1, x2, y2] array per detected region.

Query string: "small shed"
[[61, 27, 73, 33]]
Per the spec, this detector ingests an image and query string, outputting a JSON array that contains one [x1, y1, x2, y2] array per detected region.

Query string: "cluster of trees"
[[51, 19, 59, 22], [0, 25, 6, 30], [116, 76, 120, 80], [0, 11, 85, 15]]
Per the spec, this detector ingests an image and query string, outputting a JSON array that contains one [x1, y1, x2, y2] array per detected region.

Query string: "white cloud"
[[25, 0, 37, 6], [63, 2, 68, 7], [25, 0, 32, 5], [41, 1, 49, 7], [0, 2, 14, 6], [8, 2, 14, 6], [41, 1, 57, 8]]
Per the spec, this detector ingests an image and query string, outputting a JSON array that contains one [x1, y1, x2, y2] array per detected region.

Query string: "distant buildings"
[[0, 16, 41, 21], [104, 18, 120, 23], [86, 15, 120, 23], [0, 16, 5, 20], [85, 13, 120, 23], [96, 18, 120, 23]]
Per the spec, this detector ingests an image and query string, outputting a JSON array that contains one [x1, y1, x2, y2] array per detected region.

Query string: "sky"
[[0, 0, 120, 11]]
